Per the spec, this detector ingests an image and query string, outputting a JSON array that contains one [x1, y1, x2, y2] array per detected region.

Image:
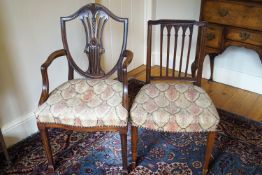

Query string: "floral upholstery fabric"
[[130, 83, 220, 132], [35, 79, 128, 127]]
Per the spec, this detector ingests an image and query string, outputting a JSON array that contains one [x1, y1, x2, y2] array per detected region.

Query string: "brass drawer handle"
[[207, 33, 215, 41], [218, 8, 229, 17], [239, 32, 250, 41]]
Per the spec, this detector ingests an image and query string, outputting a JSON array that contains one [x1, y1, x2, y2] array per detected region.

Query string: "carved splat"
[[60, 3, 128, 79], [80, 10, 108, 75]]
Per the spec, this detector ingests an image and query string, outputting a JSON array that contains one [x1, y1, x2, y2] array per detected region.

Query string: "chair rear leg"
[[39, 125, 55, 174], [202, 131, 216, 175], [120, 132, 128, 174], [131, 126, 138, 170]]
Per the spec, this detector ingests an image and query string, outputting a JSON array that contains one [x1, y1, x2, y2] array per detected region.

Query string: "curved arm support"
[[122, 50, 133, 68], [38, 49, 67, 106], [121, 50, 133, 110]]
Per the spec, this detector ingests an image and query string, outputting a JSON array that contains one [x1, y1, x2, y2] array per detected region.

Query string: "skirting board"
[[1, 112, 38, 147], [202, 66, 262, 94], [152, 54, 262, 94]]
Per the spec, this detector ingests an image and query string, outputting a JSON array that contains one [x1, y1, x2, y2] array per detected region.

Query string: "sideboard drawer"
[[206, 25, 223, 48], [202, 1, 262, 31], [200, 0, 262, 81], [226, 28, 262, 46]]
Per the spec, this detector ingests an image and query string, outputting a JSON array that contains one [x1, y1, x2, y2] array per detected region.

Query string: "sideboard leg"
[[209, 53, 218, 82], [258, 50, 262, 63], [0, 129, 11, 164], [191, 60, 197, 78]]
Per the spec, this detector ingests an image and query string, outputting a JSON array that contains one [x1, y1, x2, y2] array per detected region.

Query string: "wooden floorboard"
[[128, 65, 146, 78], [247, 96, 262, 121], [128, 65, 262, 122]]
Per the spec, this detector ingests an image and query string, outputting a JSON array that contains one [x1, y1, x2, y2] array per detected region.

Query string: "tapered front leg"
[[131, 126, 138, 170], [202, 132, 217, 175], [38, 125, 55, 174], [120, 132, 128, 174]]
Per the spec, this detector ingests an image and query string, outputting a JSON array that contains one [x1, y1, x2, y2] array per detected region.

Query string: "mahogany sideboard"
[[200, 0, 262, 81]]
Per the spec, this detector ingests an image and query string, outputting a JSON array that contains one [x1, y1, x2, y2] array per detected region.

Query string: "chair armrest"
[[38, 49, 66, 106], [122, 50, 133, 69], [121, 50, 133, 110]]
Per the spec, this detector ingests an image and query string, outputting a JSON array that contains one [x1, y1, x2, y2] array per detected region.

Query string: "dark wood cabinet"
[[200, 0, 262, 80]]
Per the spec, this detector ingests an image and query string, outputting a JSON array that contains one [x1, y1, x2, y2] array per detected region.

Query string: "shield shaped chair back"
[[61, 3, 128, 80]]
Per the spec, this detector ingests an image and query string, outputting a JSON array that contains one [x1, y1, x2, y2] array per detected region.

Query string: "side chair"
[[34, 3, 133, 174], [130, 20, 220, 175]]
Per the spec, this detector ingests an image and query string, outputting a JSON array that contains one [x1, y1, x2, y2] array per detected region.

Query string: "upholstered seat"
[[36, 79, 128, 127], [131, 83, 219, 132]]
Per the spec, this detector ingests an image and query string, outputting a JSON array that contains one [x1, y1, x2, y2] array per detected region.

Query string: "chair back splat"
[[146, 20, 207, 86], [61, 3, 128, 80]]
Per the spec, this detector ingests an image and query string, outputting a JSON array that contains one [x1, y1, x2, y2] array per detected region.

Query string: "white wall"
[[153, 0, 262, 94], [0, 0, 95, 146]]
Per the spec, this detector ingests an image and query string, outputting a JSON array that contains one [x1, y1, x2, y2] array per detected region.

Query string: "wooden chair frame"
[[37, 3, 133, 174], [131, 20, 217, 175]]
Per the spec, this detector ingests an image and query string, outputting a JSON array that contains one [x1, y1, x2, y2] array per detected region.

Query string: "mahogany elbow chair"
[[130, 20, 220, 175], [34, 3, 132, 174]]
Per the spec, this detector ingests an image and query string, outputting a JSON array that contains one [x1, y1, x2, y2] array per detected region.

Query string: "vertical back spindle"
[[184, 25, 193, 77], [160, 25, 164, 77], [172, 26, 179, 77], [166, 25, 171, 77], [178, 26, 186, 77], [146, 24, 152, 83]]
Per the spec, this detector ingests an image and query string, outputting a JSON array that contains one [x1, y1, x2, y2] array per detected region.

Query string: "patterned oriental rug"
[[0, 79, 261, 175]]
